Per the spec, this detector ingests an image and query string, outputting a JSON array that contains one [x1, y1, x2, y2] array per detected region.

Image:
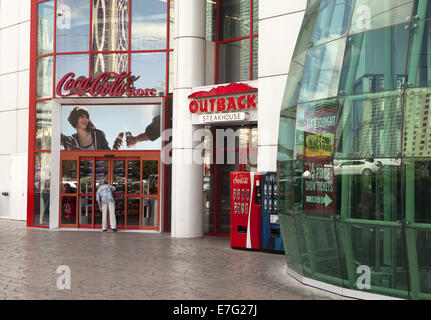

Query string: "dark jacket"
[[61, 128, 110, 150], [145, 114, 161, 141]]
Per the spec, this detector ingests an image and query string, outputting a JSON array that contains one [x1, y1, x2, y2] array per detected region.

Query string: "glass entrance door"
[[60, 152, 160, 230]]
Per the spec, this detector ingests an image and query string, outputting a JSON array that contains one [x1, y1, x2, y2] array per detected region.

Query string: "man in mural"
[[96, 180, 117, 232], [124, 111, 161, 148]]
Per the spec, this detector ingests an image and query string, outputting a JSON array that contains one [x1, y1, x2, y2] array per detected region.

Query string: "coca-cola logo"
[[56, 72, 158, 98], [233, 176, 249, 185]]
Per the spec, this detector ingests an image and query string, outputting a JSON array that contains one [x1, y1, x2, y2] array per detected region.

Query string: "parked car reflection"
[[333, 159, 379, 176]]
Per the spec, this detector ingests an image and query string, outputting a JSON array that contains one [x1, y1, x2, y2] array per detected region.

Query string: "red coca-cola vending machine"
[[230, 172, 262, 250]]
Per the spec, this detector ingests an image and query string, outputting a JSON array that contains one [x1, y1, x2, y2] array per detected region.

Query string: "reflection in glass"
[[36, 102, 52, 150], [127, 198, 140, 226], [92, 0, 129, 52], [168, 52, 174, 94], [407, 20, 431, 89], [405, 159, 431, 224], [79, 160, 93, 194], [252, 0, 258, 35], [34, 153, 51, 226], [350, 0, 413, 35], [206, 0, 216, 41], [298, 38, 346, 103], [141, 198, 157, 227], [169, 0, 174, 49], [62, 160, 77, 193], [403, 88, 431, 157], [335, 91, 403, 159], [252, 38, 258, 80], [413, 0, 431, 21], [278, 107, 297, 162], [92, 53, 128, 77], [56, 0, 90, 52], [95, 160, 109, 190], [37, 0, 55, 55], [114, 196, 125, 225], [56, 54, 89, 96], [127, 161, 140, 194], [79, 196, 93, 225], [219, 0, 250, 40], [131, 0, 167, 50], [36, 56, 54, 99], [311, 0, 354, 46], [61, 196, 76, 224], [218, 39, 250, 83], [339, 24, 409, 96], [415, 229, 431, 294], [142, 161, 158, 195], [131, 53, 166, 93]]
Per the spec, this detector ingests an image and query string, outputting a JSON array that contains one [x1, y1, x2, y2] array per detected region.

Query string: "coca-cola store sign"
[[56, 72, 158, 98]]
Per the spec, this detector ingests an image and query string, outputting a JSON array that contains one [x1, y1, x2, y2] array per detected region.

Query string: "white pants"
[[102, 202, 116, 230]]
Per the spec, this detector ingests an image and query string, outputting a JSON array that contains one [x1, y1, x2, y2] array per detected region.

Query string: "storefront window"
[[339, 24, 409, 96], [55, 54, 89, 96], [56, 0, 90, 52], [34, 153, 51, 226], [252, 37, 258, 80], [219, 0, 250, 40], [349, 0, 413, 35], [37, 0, 54, 56], [92, 53, 128, 77], [206, 0, 216, 41], [298, 38, 346, 103], [92, 0, 129, 52], [36, 56, 54, 99], [252, 0, 258, 35], [169, 0, 174, 49], [35, 102, 52, 151], [131, 0, 167, 50], [131, 53, 166, 93], [218, 39, 250, 84], [311, 0, 354, 46]]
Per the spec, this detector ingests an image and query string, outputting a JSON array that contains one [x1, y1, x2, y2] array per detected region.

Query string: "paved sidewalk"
[[0, 219, 347, 300]]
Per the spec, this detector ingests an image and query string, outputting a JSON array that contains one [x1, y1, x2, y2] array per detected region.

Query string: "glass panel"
[[218, 39, 250, 83], [56, 0, 90, 52], [61, 160, 77, 193], [295, 216, 344, 287], [79, 196, 93, 224], [79, 160, 93, 194], [407, 20, 431, 89], [404, 159, 431, 224], [141, 198, 158, 227], [252, 0, 258, 35], [131, 0, 167, 50], [335, 91, 403, 159], [36, 56, 54, 99], [169, 0, 175, 49], [61, 196, 76, 224], [94, 201, 102, 225], [37, 0, 55, 55], [412, 0, 431, 21], [113, 160, 126, 194], [219, 0, 250, 40], [130, 53, 166, 93], [339, 24, 409, 96], [403, 88, 431, 157], [206, 0, 216, 41], [127, 198, 139, 226], [279, 214, 304, 275], [127, 160, 140, 194], [311, 0, 354, 46], [413, 228, 431, 295], [92, 0, 129, 51], [335, 158, 402, 221], [295, 99, 337, 160], [336, 223, 409, 299], [92, 53, 128, 77], [168, 51, 174, 94], [203, 171, 214, 233], [95, 160, 109, 190], [278, 107, 297, 162], [349, 0, 414, 35], [55, 54, 89, 97], [34, 153, 51, 226], [298, 38, 346, 103], [252, 37, 258, 80], [114, 196, 125, 225], [142, 160, 158, 195], [35, 102, 52, 150]]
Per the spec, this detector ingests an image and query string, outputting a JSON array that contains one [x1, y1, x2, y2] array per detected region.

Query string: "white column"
[[257, 1, 307, 172], [171, 0, 206, 238]]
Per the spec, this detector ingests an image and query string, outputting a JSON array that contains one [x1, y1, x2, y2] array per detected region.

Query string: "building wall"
[[0, 0, 30, 220], [257, 1, 306, 172]]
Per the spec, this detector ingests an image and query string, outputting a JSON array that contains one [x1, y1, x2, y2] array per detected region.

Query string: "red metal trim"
[[52, 0, 57, 98], [217, 34, 254, 45], [188, 82, 258, 99]]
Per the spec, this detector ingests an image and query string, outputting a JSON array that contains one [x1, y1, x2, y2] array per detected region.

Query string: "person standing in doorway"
[[96, 181, 117, 232]]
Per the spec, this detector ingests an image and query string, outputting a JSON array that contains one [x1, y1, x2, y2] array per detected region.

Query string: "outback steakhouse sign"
[[56, 72, 158, 97], [188, 83, 258, 114]]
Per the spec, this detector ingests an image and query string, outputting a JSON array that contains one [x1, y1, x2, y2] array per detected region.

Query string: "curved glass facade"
[[278, 0, 431, 299]]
